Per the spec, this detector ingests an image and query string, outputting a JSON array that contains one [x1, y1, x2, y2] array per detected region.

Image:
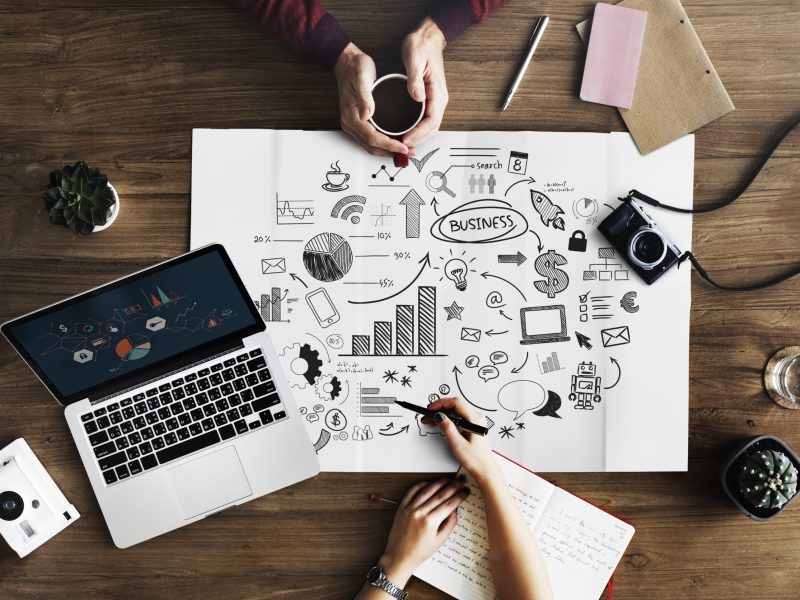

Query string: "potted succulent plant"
[[43, 161, 119, 235], [720, 434, 799, 521]]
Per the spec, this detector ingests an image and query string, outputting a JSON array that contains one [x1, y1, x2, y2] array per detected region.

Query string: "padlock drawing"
[[568, 230, 587, 252]]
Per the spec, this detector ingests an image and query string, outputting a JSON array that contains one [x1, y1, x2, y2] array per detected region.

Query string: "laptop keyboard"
[[79, 348, 287, 486]]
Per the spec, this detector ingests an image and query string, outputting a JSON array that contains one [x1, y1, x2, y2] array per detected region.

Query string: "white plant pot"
[[92, 183, 120, 233]]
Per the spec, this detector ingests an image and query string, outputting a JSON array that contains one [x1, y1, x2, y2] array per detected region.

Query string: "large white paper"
[[191, 129, 692, 472]]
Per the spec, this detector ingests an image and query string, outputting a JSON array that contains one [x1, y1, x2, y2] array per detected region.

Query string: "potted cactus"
[[43, 161, 119, 235], [720, 435, 799, 521]]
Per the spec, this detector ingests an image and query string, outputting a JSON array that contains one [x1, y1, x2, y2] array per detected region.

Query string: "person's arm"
[[354, 477, 470, 599], [423, 397, 554, 600]]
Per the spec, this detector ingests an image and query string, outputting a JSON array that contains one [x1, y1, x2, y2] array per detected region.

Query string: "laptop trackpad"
[[167, 446, 252, 519]]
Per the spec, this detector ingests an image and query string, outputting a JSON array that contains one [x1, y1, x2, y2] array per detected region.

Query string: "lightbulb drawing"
[[444, 259, 469, 291]]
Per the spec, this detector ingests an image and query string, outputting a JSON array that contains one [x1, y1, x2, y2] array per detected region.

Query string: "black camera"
[[598, 198, 682, 285], [0, 491, 24, 521]]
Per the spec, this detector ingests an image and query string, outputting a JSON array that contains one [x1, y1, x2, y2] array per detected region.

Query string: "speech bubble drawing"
[[533, 391, 563, 419], [326, 334, 344, 349], [497, 380, 547, 420], [490, 351, 508, 365], [479, 365, 500, 382], [465, 355, 480, 368]]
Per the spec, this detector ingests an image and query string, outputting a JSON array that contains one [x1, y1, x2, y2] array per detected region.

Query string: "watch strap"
[[368, 565, 408, 600]]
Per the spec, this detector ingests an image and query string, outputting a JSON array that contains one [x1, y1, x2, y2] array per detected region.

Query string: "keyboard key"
[[241, 389, 254, 402], [109, 411, 123, 424], [201, 418, 215, 432], [226, 408, 240, 422], [247, 356, 266, 372], [89, 431, 109, 446], [224, 358, 236, 367], [172, 377, 184, 387], [215, 398, 229, 411], [121, 421, 134, 435], [134, 402, 147, 415], [158, 407, 171, 420], [274, 411, 286, 420], [133, 392, 146, 401], [84, 421, 98, 435], [184, 382, 198, 396], [245, 374, 259, 387], [97, 416, 111, 429], [140, 441, 153, 455], [190, 408, 204, 422], [240, 404, 253, 417], [170, 403, 184, 416], [116, 438, 129, 450], [189, 423, 202, 436], [178, 413, 192, 427], [259, 410, 273, 425], [211, 363, 223, 372], [233, 378, 246, 391], [108, 402, 120, 411], [234, 419, 249, 434], [208, 388, 222, 401], [183, 397, 197, 410], [146, 388, 159, 397], [196, 392, 209, 405], [222, 369, 235, 382], [94, 407, 107, 417], [108, 426, 121, 439], [122, 407, 135, 420], [198, 378, 211, 391], [249, 421, 261, 430], [237, 352, 249, 363], [210, 373, 223, 386], [141, 427, 154, 440], [129, 432, 142, 445], [249, 348, 262, 357], [94, 441, 117, 458], [184, 372, 197, 382], [234, 364, 247, 377], [128, 460, 142, 475], [203, 404, 217, 417], [252, 394, 280, 412], [220, 383, 234, 396], [177, 427, 190, 441], [253, 381, 276, 398], [81, 413, 93, 422], [172, 388, 186, 401], [156, 430, 221, 464], [159, 383, 172, 392], [166, 418, 179, 431], [165, 433, 178, 445], [116, 464, 130, 480], [219, 424, 236, 440], [141, 455, 158, 470], [198, 368, 210, 376], [229, 393, 242, 407], [99, 451, 127, 471], [133, 417, 146, 429], [146, 412, 159, 425], [214, 414, 228, 427], [121, 398, 133, 407], [159, 392, 172, 405], [153, 437, 166, 450], [127, 447, 141, 460], [257, 368, 271, 382], [147, 398, 160, 411], [103, 470, 118, 484], [153, 423, 167, 436]]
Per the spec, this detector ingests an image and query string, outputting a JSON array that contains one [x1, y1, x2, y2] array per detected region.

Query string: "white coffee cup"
[[368, 74, 426, 137]]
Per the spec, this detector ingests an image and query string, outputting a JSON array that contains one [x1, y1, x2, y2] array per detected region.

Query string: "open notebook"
[[415, 452, 635, 600]]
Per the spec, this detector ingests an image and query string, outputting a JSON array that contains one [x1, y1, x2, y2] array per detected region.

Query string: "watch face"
[[367, 566, 382, 584]]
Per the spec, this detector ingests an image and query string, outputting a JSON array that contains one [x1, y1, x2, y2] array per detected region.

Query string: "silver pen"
[[501, 16, 550, 111]]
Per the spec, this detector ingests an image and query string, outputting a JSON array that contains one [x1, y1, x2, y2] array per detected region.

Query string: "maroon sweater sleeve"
[[225, 0, 352, 70], [429, 0, 508, 43]]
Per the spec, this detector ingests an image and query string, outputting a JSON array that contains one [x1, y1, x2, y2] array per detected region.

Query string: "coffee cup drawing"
[[369, 73, 426, 137], [322, 161, 350, 191]]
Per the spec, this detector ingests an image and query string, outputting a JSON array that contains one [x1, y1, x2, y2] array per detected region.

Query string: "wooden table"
[[1, 1, 798, 598]]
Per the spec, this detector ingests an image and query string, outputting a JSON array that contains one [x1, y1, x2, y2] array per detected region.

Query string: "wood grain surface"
[[0, 1, 798, 598]]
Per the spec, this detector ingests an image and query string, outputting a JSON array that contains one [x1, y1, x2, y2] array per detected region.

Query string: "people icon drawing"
[[468, 173, 477, 194]]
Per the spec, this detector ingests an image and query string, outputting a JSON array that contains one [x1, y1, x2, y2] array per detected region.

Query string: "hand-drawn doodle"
[[537, 351, 564, 374], [370, 204, 396, 227], [533, 249, 569, 298], [322, 161, 350, 191], [505, 176, 536, 197], [535, 391, 562, 418], [261, 257, 287, 274], [468, 174, 476, 194], [515, 422, 526, 430], [507, 150, 529, 175], [428, 393, 439, 403], [305, 287, 340, 328], [568, 230, 587, 252], [325, 334, 344, 349], [604, 357, 622, 390], [499, 426, 515, 439], [275, 193, 315, 225], [257, 288, 291, 323], [324, 408, 347, 431], [465, 355, 480, 368], [575, 331, 593, 350], [399, 189, 426, 238], [370, 164, 403, 183], [511, 352, 528, 373], [336, 432, 349, 441], [312, 404, 325, 414], [468, 173, 497, 194], [430, 199, 529, 244], [383, 370, 399, 383], [426, 170, 456, 197], [450, 146, 500, 158], [443, 258, 469, 291], [519, 305, 570, 345], [307, 412, 320, 422], [401, 375, 412, 388], [359, 385, 400, 417], [444, 301, 464, 321], [348, 253, 431, 305], [490, 351, 508, 365], [485, 329, 508, 337], [530, 191, 566, 230], [313, 429, 332, 453], [299, 407, 309, 415], [497, 251, 527, 266], [579, 292, 613, 322], [620, 291, 640, 313], [407, 365, 417, 373], [569, 362, 602, 410], [379, 424, 410, 436], [315, 374, 343, 401], [461, 327, 481, 342], [583, 248, 629, 281], [485, 291, 505, 308], [417, 414, 444, 436], [353, 425, 374, 441], [280, 342, 323, 387], [479, 365, 500, 382], [330, 195, 366, 224], [488, 174, 496, 194], [438, 384, 450, 395], [572, 197, 599, 223], [303, 233, 354, 282], [452, 367, 497, 412], [601, 326, 631, 348], [498, 380, 562, 419], [409, 147, 439, 172]]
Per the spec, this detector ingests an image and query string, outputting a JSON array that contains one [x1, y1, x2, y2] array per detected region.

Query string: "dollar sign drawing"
[[533, 249, 569, 298], [331, 413, 341, 427]]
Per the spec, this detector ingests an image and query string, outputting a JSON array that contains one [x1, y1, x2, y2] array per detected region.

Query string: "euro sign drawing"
[[534, 250, 569, 298]]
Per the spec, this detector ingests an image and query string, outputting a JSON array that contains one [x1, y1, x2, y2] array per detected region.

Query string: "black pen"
[[394, 400, 489, 436]]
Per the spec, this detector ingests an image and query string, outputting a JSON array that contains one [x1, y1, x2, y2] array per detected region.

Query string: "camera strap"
[[621, 114, 800, 291]]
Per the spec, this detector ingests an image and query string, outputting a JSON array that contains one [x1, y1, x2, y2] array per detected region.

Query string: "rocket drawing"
[[530, 190, 565, 230]]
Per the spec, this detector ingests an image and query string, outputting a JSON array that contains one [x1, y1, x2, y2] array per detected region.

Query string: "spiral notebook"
[[414, 452, 635, 600]]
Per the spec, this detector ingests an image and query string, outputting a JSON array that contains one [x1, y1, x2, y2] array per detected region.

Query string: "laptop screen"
[[522, 306, 565, 337], [2, 245, 264, 405]]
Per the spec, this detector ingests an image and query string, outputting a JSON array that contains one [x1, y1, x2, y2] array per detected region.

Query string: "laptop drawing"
[[1, 244, 319, 548], [519, 305, 571, 344]]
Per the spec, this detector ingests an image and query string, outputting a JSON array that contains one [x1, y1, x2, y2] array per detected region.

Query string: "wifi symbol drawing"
[[331, 195, 366, 224]]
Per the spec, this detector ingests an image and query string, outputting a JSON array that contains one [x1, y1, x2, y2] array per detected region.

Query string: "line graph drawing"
[[276, 193, 315, 225], [370, 204, 396, 227]]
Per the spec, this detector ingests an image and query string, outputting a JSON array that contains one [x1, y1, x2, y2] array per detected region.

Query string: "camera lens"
[[628, 228, 667, 270], [0, 491, 24, 521]]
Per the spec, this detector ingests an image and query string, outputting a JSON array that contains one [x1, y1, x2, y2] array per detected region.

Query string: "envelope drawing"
[[601, 326, 630, 347], [461, 327, 482, 343], [261, 258, 286, 274]]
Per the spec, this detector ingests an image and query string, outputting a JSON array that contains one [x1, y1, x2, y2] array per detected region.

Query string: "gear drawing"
[[315, 374, 342, 401], [281, 342, 323, 388]]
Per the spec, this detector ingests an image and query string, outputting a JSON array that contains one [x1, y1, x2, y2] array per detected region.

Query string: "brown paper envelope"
[[577, 0, 734, 154]]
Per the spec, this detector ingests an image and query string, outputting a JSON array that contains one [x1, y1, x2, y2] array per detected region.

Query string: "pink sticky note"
[[580, 3, 647, 109]]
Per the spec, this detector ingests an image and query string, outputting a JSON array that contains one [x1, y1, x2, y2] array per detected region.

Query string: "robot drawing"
[[569, 361, 602, 410]]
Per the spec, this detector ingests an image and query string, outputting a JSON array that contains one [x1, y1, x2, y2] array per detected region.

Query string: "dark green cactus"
[[738, 449, 798, 510], [43, 161, 116, 235]]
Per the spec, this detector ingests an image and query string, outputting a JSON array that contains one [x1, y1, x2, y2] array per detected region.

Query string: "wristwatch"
[[366, 564, 408, 599]]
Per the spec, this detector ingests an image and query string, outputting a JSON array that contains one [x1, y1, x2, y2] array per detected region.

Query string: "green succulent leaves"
[[738, 449, 798, 510], [43, 161, 116, 235]]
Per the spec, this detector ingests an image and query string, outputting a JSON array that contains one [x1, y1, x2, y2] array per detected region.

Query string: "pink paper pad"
[[580, 3, 647, 109]]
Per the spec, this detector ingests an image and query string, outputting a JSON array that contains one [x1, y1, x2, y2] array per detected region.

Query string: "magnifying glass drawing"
[[426, 171, 456, 197]]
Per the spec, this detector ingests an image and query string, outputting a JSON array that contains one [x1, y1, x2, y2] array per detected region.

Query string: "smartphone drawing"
[[305, 287, 340, 328]]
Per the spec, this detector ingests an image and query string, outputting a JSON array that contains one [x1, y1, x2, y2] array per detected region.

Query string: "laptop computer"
[[519, 305, 571, 344], [1, 244, 319, 548]]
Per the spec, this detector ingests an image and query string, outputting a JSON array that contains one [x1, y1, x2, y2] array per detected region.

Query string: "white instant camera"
[[0, 438, 79, 557]]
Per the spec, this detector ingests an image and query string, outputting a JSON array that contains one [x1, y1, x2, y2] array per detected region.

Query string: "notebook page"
[[414, 459, 556, 600], [534, 488, 635, 599]]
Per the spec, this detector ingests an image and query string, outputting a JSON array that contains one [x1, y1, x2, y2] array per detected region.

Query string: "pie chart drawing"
[[115, 334, 151, 361], [573, 197, 598, 219], [303, 232, 353, 282]]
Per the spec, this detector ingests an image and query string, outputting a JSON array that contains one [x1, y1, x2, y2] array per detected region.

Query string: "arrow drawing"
[[511, 352, 529, 373], [290, 273, 309, 289], [575, 331, 592, 350], [499, 310, 513, 321], [604, 357, 621, 390], [400, 189, 426, 238], [431, 197, 441, 217], [379, 422, 394, 432], [485, 329, 508, 337], [498, 251, 527, 266], [379, 425, 410, 437], [452, 366, 497, 412], [527, 229, 544, 252], [504, 176, 536, 197], [481, 272, 527, 302], [349, 253, 431, 304], [306, 332, 331, 363]]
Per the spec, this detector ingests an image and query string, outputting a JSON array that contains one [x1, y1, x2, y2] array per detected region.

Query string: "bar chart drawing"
[[537, 351, 564, 374], [359, 384, 400, 417], [258, 287, 290, 322], [342, 286, 443, 356]]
